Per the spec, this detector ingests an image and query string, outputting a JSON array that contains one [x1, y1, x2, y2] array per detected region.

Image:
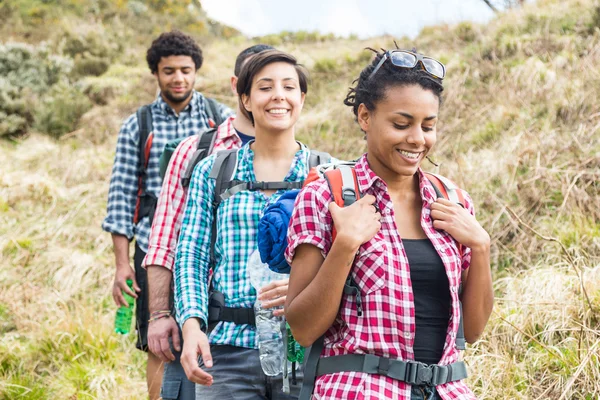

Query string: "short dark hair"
[[234, 44, 275, 76], [236, 49, 309, 124], [344, 47, 444, 121], [146, 30, 203, 74]]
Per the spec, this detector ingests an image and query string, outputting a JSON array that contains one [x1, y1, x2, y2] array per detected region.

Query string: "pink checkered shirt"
[[142, 116, 241, 271], [285, 154, 478, 400]]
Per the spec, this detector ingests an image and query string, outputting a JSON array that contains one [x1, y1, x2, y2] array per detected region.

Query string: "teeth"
[[268, 109, 288, 114], [398, 150, 421, 159]]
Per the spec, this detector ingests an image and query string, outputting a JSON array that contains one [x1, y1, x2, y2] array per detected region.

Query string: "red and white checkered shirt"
[[285, 154, 477, 400], [142, 116, 241, 271]]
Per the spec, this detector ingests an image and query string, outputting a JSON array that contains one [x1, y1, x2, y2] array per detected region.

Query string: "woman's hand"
[[258, 279, 288, 317], [430, 198, 490, 250], [181, 319, 213, 386], [329, 194, 382, 250]]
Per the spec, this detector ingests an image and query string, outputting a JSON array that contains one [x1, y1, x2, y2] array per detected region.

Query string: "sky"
[[199, 0, 496, 39]]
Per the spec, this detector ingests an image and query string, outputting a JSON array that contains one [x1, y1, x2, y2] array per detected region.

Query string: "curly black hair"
[[344, 47, 444, 120], [146, 30, 203, 74], [234, 44, 275, 76]]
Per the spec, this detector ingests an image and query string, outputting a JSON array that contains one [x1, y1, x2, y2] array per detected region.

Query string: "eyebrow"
[[256, 77, 298, 83], [395, 112, 437, 121]]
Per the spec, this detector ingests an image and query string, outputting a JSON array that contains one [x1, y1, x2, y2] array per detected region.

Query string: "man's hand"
[[181, 319, 213, 386], [112, 264, 141, 307], [148, 316, 181, 362], [258, 279, 288, 317]]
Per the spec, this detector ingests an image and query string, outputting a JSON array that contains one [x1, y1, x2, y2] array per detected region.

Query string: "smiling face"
[[359, 84, 440, 181], [242, 61, 305, 133], [154, 55, 197, 108]]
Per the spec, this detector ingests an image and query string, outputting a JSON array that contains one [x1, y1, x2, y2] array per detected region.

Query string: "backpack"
[[133, 96, 225, 225], [298, 162, 467, 399], [204, 149, 331, 334]]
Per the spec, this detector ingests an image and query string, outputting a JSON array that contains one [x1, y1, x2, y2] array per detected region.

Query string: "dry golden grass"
[[1, 0, 600, 398]]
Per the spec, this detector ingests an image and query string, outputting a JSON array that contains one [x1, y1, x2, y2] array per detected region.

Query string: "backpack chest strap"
[[220, 180, 304, 201]]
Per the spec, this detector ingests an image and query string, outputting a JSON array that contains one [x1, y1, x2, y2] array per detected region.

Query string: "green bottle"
[[115, 279, 135, 334], [286, 323, 305, 363]]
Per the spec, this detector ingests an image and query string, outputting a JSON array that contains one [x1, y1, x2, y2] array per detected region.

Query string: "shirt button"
[[451, 286, 458, 293], [403, 332, 411, 339]]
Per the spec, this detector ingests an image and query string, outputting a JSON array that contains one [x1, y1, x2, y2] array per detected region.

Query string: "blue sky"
[[200, 0, 496, 38]]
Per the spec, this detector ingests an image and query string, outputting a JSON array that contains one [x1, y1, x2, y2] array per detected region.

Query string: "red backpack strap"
[[425, 172, 466, 259], [323, 165, 360, 242]]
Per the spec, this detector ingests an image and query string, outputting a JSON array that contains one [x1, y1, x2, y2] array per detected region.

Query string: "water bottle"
[[115, 279, 134, 334], [247, 250, 285, 376]]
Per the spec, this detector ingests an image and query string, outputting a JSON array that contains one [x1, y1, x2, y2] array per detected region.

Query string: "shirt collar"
[[354, 153, 438, 204], [238, 141, 310, 172]]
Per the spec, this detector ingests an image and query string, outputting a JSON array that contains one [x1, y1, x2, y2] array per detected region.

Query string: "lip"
[[171, 87, 187, 93], [266, 108, 290, 117], [395, 149, 424, 164]]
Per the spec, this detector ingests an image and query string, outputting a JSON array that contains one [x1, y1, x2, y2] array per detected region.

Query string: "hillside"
[[1, 0, 599, 398]]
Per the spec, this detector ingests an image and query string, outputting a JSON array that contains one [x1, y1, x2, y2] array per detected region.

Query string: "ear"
[[300, 92, 306, 109], [242, 93, 252, 112], [230, 76, 238, 96], [357, 103, 370, 133]]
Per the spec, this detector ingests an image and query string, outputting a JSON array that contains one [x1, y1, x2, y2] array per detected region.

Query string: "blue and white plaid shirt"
[[174, 142, 314, 349], [102, 91, 232, 252]]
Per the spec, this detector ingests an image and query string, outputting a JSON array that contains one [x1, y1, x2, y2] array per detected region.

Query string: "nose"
[[271, 85, 285, 101], [406, 126, 426, 146], [172, 70, 184, 82]]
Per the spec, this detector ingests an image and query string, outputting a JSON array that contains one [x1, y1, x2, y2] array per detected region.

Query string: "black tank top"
[[403, 239, 451, 364]]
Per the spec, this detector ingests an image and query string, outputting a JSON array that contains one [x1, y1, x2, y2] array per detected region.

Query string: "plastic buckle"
[[406, 361, 433, 386]]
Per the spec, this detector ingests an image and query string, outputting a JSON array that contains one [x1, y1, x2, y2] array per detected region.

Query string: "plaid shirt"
[[142, 116, 241, 270], [102, 91, 232, 252], [285, 154, 477, 400], [174, 142, 314, 349]]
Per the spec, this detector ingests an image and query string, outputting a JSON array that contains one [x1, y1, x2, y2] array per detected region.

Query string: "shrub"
[[33, 82, 92, 138]]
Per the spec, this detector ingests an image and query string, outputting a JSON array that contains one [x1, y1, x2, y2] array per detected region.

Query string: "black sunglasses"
[[368, 50, 446, 81]]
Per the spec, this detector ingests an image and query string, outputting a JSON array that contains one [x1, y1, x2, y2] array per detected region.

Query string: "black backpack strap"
[[205, 97, 225, 127], [181, 127, 219, 188], [308, 150, 332, 168], [299, 334, 325, 400], [136, 105, 153, 175], [207, 149, 239, 268], [134, 105, 157, 224]]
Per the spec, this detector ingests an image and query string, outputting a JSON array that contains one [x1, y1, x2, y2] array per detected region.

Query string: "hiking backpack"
[[204, 148, 332, 330], [133, 96, 225, 225], [298, 162, 468, 399]]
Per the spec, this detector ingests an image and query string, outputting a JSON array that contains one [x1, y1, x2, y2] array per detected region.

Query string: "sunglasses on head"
[[367, 50, 446, 81]]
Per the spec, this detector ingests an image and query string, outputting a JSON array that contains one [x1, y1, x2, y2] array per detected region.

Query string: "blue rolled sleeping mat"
[[257, 189, 300, 274]]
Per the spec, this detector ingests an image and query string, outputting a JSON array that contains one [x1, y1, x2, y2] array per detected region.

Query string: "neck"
[[251, 127, 299, 160], [232, 106, 255, 137], [367, 153, 420, 200], [161, 92, 193, 115]]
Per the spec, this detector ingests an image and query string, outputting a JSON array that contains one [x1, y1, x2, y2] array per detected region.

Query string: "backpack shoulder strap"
[[299, 334, 325, 400], [136, 104, 154, 174], [133, 104, 154, 224], [209, 149, 239, 209], [181, 127, 219, 188], [424, 172, 465, 206], [323, 164, 360, 242], [308, 150, 332, 168], [205, 97, 225, 128]]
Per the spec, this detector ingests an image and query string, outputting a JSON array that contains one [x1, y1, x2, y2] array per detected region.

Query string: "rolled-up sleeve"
[[174, 154, 217, 328], [102, 115, 139, 239], [285, 180, 334, 265]]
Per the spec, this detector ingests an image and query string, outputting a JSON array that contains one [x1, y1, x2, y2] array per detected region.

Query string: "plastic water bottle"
[[115, 279, 134, 334], [247, 250, 285, 376]]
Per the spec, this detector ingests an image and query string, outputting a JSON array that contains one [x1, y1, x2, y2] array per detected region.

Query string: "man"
[[142, 44, 274, 400], [102, 30, 232, 400]]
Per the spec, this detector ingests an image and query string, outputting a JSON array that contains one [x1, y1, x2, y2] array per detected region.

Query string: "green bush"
[[33, 82, 92, 138]]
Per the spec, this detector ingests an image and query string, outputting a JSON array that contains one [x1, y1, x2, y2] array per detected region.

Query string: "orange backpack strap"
[[322, 165, 360, 242]]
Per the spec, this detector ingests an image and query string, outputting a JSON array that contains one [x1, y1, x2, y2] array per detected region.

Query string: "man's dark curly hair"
[[344, 47, 444, 121], [146, 30, 203, 74]]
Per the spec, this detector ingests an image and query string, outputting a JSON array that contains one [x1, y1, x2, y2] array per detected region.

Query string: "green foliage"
[[33, 82, 92, 138]]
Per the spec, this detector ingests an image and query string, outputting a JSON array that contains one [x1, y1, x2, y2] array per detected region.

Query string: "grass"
[[1, 0, 600, 398]]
